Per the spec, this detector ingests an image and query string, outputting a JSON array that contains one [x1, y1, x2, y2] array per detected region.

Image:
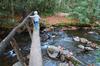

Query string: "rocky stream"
[[0, 27, 100, 66]]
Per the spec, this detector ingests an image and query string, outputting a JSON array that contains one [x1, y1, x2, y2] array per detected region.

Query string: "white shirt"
[[30, 14, 40, 22]]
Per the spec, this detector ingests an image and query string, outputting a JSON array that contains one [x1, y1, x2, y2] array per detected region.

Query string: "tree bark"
[[0, 11, 33, 52]]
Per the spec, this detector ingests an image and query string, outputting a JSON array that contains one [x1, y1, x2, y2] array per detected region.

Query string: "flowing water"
[[41, 29, 100, 66], [0, 28, 100, 66]]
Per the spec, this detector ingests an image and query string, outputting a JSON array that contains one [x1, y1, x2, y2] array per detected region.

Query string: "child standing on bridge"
[[29, 11, 40, 31]]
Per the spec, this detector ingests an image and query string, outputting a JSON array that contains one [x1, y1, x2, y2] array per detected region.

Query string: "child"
[[29, 11, 40, 30]]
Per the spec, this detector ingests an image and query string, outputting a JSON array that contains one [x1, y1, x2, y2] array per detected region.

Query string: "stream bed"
[[0, 28, 100, 66], [41, 28, 100, 66]]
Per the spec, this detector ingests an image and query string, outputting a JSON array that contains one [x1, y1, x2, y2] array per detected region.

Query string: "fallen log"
[[0, 12, 33, 52], [29, 31, 43, 66]]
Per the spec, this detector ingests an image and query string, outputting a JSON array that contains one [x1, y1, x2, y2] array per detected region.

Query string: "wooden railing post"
[[10, 38, 27, 66]]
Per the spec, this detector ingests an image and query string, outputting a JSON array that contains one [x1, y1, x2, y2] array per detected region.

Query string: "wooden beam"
[[10, 38, 27, 66], [29, 31, 42, 66], [0, 12, 33, 52]]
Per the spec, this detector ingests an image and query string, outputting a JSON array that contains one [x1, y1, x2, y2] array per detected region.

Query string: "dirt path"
[[44, 16, 78, 25]]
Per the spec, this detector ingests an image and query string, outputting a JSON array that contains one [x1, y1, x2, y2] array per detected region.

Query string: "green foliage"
[[0, 0, 100, 28], [0, 0, 57, 28], [58, 0, 100, 24]]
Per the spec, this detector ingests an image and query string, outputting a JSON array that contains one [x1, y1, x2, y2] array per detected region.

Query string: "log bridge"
[[0, 12, 42, 66]]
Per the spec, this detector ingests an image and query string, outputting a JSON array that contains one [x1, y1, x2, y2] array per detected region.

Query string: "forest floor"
[[43, 14, 78, 25]]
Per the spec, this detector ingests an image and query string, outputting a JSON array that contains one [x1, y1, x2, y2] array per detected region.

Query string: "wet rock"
[[84, 47, 94, 51], [47, 46, 59, 58], [78, 45, 84, 49], [47, 45, 73, 59], [47, 45, 78, 64], [80, 38, 88, 44], [78, 45, 94, 51], [73, 36, 80, 42]]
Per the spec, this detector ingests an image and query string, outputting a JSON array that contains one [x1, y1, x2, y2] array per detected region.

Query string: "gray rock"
[[84, 47, 94, 51], [80, 38, 88, 43], [73, 36, 80, 42], [78, 45, 84, 49]]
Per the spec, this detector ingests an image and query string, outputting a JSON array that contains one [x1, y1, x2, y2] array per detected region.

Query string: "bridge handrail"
[[0, 11, 33, 52]]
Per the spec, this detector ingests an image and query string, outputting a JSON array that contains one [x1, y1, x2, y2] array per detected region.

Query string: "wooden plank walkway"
[[29, 30, 42, 66]]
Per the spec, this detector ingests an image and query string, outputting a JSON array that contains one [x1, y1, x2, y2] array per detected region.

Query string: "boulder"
[[47, 45, 84, 65], [47, 46, 60, 58], [80, 38, 88, 43]]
